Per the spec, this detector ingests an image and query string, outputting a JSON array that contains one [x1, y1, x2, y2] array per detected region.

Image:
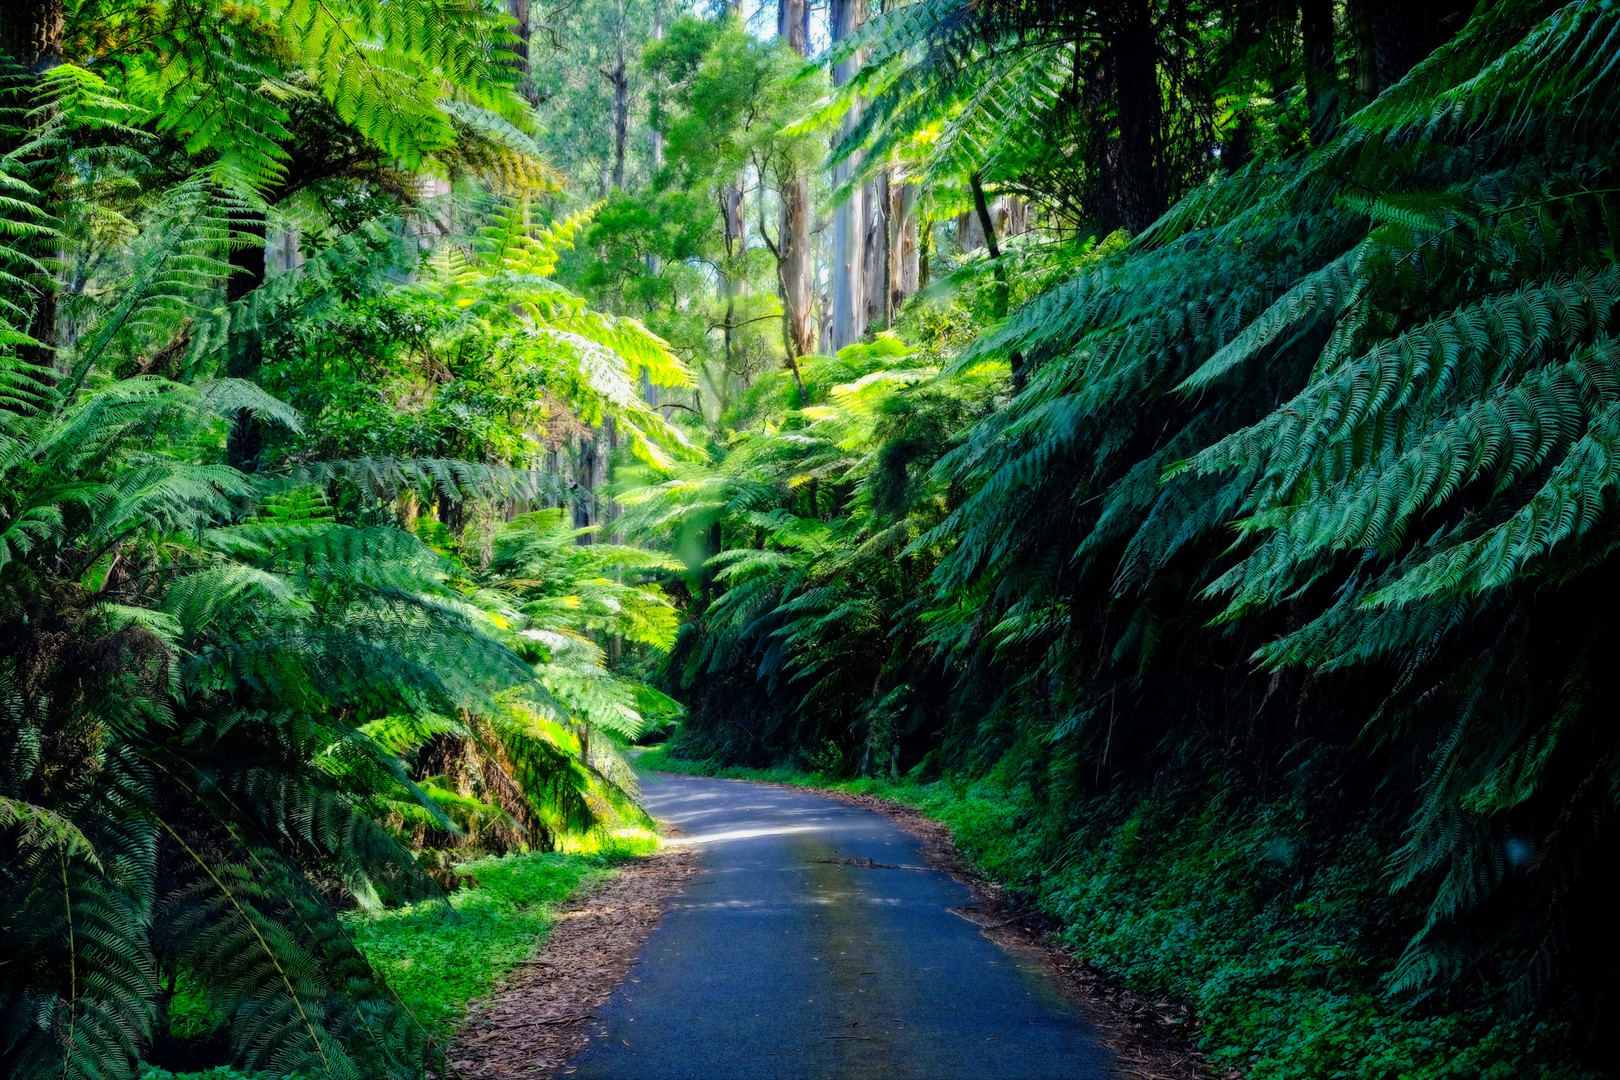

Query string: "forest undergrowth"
[[145, 829, 656, 1079]]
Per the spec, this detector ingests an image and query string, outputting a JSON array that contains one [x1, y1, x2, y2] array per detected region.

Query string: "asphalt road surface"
[[563, 772, 1112, 1080]]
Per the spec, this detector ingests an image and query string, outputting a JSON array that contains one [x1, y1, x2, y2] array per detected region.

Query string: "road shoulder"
[[796, 786, 1223, 1080], [448, 842, 699, 1079]]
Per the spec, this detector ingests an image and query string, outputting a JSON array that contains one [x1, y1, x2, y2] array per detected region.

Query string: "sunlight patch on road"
[[663, 824, 823, 846]]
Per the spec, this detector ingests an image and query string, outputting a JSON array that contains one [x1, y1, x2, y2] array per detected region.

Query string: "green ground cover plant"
[[350, 832, 658, 1038], [141, 829, 657, 1079]]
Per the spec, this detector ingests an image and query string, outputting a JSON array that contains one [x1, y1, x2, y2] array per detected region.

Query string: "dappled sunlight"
[[662, 824, 825, 846]]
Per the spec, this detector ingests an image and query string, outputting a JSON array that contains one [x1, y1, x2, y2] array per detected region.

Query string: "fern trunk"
[[1368, 0, 1467, 91], [225, 211, 267, 470], [1301, 0, 1339, 143], [1105, 0, 1165, 234], [1, 0, 62, 73]]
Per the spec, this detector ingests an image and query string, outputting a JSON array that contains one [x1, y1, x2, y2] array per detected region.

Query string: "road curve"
[[561, 772, 1112, 1080]]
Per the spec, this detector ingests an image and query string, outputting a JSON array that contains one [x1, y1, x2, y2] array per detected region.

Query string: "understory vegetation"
[[6, 0, 1619, 1074], [349, 832, 655, 1040]]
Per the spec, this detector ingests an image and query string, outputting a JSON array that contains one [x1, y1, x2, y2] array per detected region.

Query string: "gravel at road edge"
[[447, 843, 700, 1080], [814, 787, 1226, 1080]]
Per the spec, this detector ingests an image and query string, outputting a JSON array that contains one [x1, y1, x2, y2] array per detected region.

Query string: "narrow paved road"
[[563, 773, 1112, 1079]]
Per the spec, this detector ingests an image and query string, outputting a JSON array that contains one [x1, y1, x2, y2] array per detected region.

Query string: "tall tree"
[[777, 0, 816, 362], [605, 0, 631, 190], [864, 165, 888, 329], [830, 0, 867, 350], [509, 0, 543, 106]]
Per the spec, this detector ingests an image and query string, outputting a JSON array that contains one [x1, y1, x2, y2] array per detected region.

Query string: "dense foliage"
[[0, 2, 688, 1077], [9, 0, 1620, 1074], [625, 0, 1620, 1074]]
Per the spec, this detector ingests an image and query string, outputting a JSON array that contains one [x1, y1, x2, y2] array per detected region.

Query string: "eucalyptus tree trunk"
[[778, 0, 810, 50], [507, 0, 541, 107], [573, 433, 600, 541], [777, 0, 816, 365], [897, 183, 919, 299], [606, 0, 630, 191], [864, 167, 889, 330], [830, 0, 867, 351], [3, 0, 63, 370], [720, 179, 746, 376], [647, 1, 665, 276]]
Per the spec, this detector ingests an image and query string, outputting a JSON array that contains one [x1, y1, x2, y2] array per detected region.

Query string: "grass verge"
[[145, 827, 659, 1080], [348, 829, 658, 1039]]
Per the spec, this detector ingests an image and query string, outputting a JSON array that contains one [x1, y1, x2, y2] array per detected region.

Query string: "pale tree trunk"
[[999, 195, 1028, 240], [885, 179, 902, 326], [604, 0, 629, 191], [957, 209, 980, 254], [778, 0, 810, 49], [897, 183, 920, 299], [817, 246, 834, 354], [830, 0, 867, 352], [779, 175, 815, 358], [832, 167, 865, 350], [647, 1, 664, 277], [720, 179, 746, 375], [864, 167, 889, 330], [603, 416, 622, 544], [776, 0, 815, 367]]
